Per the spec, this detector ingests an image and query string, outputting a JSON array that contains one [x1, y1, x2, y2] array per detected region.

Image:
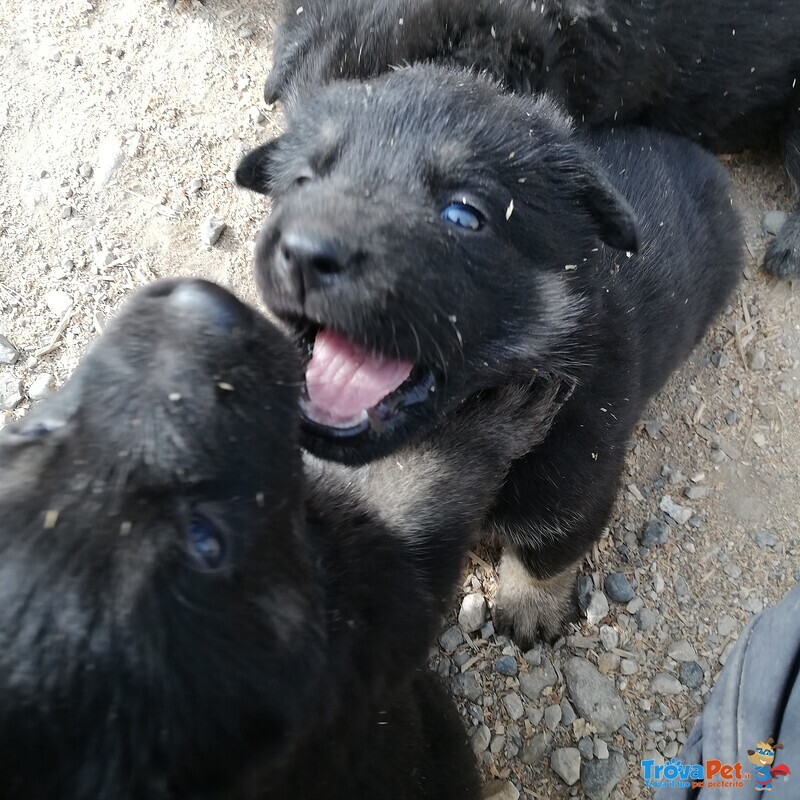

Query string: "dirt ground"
[[1, 1, 798, 798]]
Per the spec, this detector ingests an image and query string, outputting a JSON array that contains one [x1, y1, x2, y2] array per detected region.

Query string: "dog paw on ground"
[[763, 211, 800, 278]]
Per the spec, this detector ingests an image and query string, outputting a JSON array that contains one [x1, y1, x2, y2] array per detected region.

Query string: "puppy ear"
[[235, 138, 283, 195], [578, 163, 640, 253]]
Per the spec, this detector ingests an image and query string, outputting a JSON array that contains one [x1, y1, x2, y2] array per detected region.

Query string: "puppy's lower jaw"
[[493, 551, 580, 649]]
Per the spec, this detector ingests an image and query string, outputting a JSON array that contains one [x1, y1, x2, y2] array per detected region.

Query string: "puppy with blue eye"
[[0, 277, 563, 798], [236, 65, 744, 647]]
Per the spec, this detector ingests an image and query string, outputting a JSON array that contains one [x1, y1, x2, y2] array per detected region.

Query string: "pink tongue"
[[304, 329, 413, 427]]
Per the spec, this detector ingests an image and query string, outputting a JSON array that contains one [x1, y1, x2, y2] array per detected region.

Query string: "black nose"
[[277, 230, 353, 301], [162, 279, 249, 333]]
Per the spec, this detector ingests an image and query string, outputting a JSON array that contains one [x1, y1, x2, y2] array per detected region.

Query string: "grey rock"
[[522, 732, 551, 765], [458, 592, 487, 633], [550, 747, 581, 786], [685, 485, 710, 500], [763, 210, 789, 236], [28, 373, 54, 400], [640, 518, 669, 547], [718, 615, 738, 637], [495, 655, 518, 676], [593, 737, 610, 760], [471, 724, 491, 754], [200, 215, 227, 246], [78, 162, 93, 179], [578, 735, 594, 760], [663, 741, 680, 759], [751, 530, 779, 549], [519, 657, 557, 699], [586, 590, 609, 625], [599, 624, 619, 652], [668, 641, 697, 662], [451, 671, 482, 702], [523, 644, 542, 666], [581, 750, 627, 800], [560, 698, 577, 726], [482, 780, 520, 800], [749, 348, 767, 371], [490, 734, 505, 754], [44, 290, 72, 318], [563, 657, 627, 734], [626, 597, 644, 614], [0, 334, 19, 365], [0, 375, 23, 411], [651, 673, 683, 695], [577, 575, 594, 614], [680, 661, 704, 690], [480, 621, 495, 640], [674, 575, 689, 597], [636, 608, 657, 631], [604, 573, 635, 603], [438, 625, 464, 653], [238, 27, 254, 39], [620, 659, 638, 676], [503, 692, 525, 721], [527, 707, 544, 726], [544, 703, 562, 729], [93, 134, 126, 189], [660, 496, 692, 525]]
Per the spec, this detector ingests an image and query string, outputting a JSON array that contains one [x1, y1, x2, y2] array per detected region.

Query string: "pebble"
[[482, 780, 519, 800], [674, 576, 689, 597], [78, 162, 93, 179], [586, 590, 609, 625], [519, 657, 557, 699], [604, 573, 635, 603], [680, 661, 704, 690], [640, 518, 669, 547], [578, 736, 594, 760], [577, 575, 594, 613], [48, 48, 62, 62], [763, 210, 789, 235], [749, 349, 766, 371], [60, 205, 74, 219], [667, 641, 696, 662], [599, 625, 619, 652], [480, 620, 495, 640], [438, 625, 464, 653], [751, 530, 779, 548], [44, 290, 72, 317], [593, 737, 609, 760], [581, 750, 627, 800], [471, 724, 491, 754], [563, 657, 627, 734], [521, 732, 551, 765], [200, 215, 227, 246], [550, 747, 582, 786], [187, 178, 204, 194], [598, 652, 620, 675], [93, 134, 126, 189], [718, 615, 738, 637], [459, 593, 487, 633], [560, 698, 577, 725], [451, 671, 482, 702], [544, 703, 562, 729], [636, 608, 657, 632], [725, 410, 737, 425], [503, 693, 525, 721], [662, 741, 680, 759], [248, 106, 266, 124], [684, 485, 709, 500], [523, 644, 542, 666], [490, 734, 505, 755], [660, 496, 692, 525], [620, 659, 638, 676], [28, 374, 54, 401], [651, 673, 683, 695], [495, 655, 518, 677], [626, 597, 644, 614], [0, 334, 19, 365], [238, 26, 254, 39], [0, 375, 23, 411]]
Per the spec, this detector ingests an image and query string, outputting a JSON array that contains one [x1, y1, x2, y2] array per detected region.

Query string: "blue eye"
[[187, 513, 226, 570], [440, 202, 483, 231]]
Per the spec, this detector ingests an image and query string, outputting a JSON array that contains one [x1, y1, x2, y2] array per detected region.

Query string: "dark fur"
[[264, 0, 800, 277], [0, 278, 575, 798], [237, 66, 743, 646]]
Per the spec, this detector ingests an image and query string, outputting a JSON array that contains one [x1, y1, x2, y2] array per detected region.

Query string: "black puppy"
[[236, 66, 743, 646], [264, 0, 800, 278], [0, 278, 562, 798]]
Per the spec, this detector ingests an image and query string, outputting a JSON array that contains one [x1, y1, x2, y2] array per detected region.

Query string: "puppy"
[[236, 66, 744, 647], [0, 278, 559, 798], [264, 0, 800, 278]]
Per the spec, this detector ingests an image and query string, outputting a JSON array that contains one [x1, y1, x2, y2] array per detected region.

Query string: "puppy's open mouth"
[[299, 328, 435, 439]]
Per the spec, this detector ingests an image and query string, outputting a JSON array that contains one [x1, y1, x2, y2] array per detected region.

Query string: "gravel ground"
[[1, 2, 798, 798]]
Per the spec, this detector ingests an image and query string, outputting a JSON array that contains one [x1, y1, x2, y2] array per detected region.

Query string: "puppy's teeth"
[[300, 399, 368, 430]]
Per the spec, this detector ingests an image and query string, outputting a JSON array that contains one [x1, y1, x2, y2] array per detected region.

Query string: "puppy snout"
[[164, 279, 249, 333], [276, 229, 354, 301]]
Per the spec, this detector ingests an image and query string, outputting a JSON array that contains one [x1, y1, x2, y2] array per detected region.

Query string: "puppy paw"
[[493, 551, 578, 650], [763, 211, 800, 278]]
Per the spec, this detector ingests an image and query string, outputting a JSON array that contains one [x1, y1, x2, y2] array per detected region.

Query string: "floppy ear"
[[578, 162, 640, 253], [235, 138, 283, 195]]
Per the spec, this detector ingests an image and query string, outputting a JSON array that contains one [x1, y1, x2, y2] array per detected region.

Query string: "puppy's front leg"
[[764, 101, 800, 278]]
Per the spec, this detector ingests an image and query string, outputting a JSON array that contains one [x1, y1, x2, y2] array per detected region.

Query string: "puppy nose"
[[277, 230, 351, 299], [164, 279, 247, 332]]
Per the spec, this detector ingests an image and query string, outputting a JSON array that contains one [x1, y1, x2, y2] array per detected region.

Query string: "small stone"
[[577, 575, 594, 614], [560, 699, 577, 726], [69, 53, 83, 66], [550, 747, 581, 786], [640, 518, 669, 547], [620, 659, 638, 676], [527, 707, 544, 726], [593, 737, 609, 760], [626, 597, 644, 614], [48, 48, 62, 62], [0, 335, 19, 365], [653, 572, 666, 594], [93, 134, 126, 189], [490, 734, 505, 754], [599, 625, 619, 652], [725, 410, 737, 425], [578, 736, 594, 760], [200, 215, 227, 246], [680, 661, 704, 690], [522, 732, 551, 765], [504, 693, 525, 721], [459, 592, 487, 633], [636, 608, 657, 631], [674, 576, 689, 597], [482, 780, 519, 800], [438, 625, 464, 653], [597, 652, 619, 675], [544, 703, 562, 729], [651, 673, 683, 695], [0, 375, 23, 411], [480, 621, 495, 640], [44, 290, 72, 317], [581, 750, 627, 800], [563, 657, 627, 734], [238, 27, 254, 38], [523, 644, 542, 666], [495, 655, 518, 676], [248, 106, 265, 124], [471, 724, 491, 754], [711, 351, 729, 369], [749, 349, 766, 371], [187, 178, 204, 194], [586, 590, 609, 625], [451, 671, 482, 702], [659, 496, 692, 525], [667, 641, 696, 662], [718, 615, 738, 637], [28, 374, 54, 400], [604, 573, 635, 603], [751, 530, 779, 549], [78, 162, 93, 178], [519, 658, 557, 700], [60, 205, 74, 219], [763, 210, 789, 236], [684, 485, 709, 500]]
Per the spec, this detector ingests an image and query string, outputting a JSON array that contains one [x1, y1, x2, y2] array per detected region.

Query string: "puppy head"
[[239, 66, 638, 465], [0, 280, 321, 799]]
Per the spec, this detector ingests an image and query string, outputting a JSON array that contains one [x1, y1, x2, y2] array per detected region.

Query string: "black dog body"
[[265, 0, 800, 276], [238, 67, 743, 645], [0, 279, 560, 798]]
